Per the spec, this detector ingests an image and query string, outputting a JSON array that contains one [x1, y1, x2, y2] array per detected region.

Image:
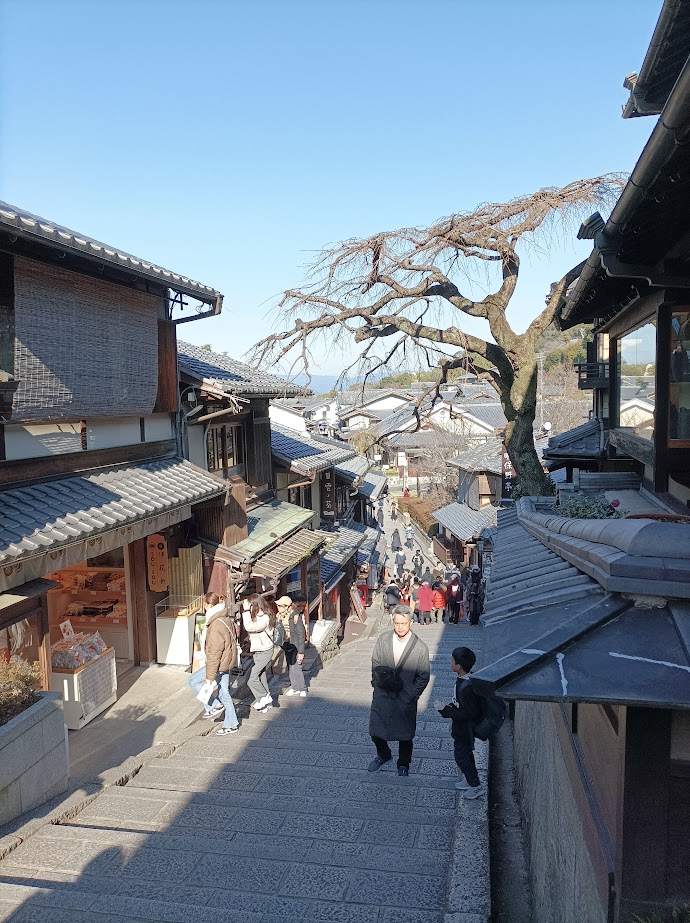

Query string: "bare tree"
[[253, 177, 623, 494]]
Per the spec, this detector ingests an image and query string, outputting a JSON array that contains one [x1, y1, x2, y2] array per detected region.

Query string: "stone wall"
[[513, 701, 606, 923], [0, 692, 69, 827]]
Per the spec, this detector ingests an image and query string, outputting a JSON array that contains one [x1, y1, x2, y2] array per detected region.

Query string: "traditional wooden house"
[[176, 344, 333, 616], [0, 203, 225, 730]]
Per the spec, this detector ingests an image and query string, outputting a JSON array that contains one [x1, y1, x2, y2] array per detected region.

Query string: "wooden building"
[[0, 202, 225, 729]]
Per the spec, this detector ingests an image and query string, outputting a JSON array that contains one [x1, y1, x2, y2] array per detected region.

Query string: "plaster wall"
[[513, 701, 606, 923], [269, 405, 307, 433]]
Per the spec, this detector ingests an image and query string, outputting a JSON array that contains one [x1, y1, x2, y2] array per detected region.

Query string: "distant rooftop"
[[178, 342, 304, 398]]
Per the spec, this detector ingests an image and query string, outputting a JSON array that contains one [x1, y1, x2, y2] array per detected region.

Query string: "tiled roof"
[[271, 423, 356, 474], [447, 439, 503, 475], [359, 471, 387, 501], [431, 502, 498, 541], [231, 500, 315, 561], [471, 506, 690, 708], [251, 528, 330, 580], [320, 522, 369, 587], [0, 202, 222, 304], [334, 455, 371, 482], [356, 528, 387, 567], [453, 402, 507, 431], [543, 419, 604, 460], [0, 458, 225, 567], [178, 342, 303, 398]]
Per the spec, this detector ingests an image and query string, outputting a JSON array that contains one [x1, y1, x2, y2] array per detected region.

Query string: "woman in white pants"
[[242, 595, 275, 712]]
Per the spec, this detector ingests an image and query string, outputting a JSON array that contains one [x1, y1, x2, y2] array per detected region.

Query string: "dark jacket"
[[369, 630, 430, 741], [440, 676, 482, 741], [385, 582, 401, 608], [205, 609, 237, 681], [288, 607, 306, 655], [391, 531, 402, 551]]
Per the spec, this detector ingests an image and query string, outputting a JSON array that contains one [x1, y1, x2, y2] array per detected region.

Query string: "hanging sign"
[[501, 444, 516, 501], [147, 533, 169, 592], [321, 468, 336, 518]]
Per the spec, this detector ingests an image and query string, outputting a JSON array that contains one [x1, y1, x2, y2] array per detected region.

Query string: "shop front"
[[0, 457, 225, 730]]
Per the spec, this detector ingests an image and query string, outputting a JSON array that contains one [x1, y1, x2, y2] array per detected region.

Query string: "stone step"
[[0, 875, 445, 923]]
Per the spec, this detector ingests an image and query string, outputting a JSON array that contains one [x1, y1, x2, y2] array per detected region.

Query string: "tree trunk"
[[501, 349, 552, 496]]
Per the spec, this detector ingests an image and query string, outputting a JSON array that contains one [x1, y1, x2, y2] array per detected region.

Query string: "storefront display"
[[52, 643, 117, 730], [155, 595, 202, 666], [46, 564, 129, 659], [50, 631, 108, 670]]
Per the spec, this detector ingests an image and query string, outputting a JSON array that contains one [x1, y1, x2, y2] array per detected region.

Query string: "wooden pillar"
[[616, 706, 672, 922], [127, 538, 166, 664]]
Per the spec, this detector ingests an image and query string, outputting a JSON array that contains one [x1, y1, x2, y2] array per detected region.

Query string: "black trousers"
[[372, 735, 413, 768]]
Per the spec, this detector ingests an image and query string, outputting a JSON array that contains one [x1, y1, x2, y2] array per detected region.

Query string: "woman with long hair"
[[188, 593, 240, 735], [242, 594, 275, 712]]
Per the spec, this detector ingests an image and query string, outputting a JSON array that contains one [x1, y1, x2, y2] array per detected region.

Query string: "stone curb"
[[443, 738, 491, 923]]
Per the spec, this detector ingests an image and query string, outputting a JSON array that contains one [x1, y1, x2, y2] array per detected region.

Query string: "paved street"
[[0, 610, 485, 923]]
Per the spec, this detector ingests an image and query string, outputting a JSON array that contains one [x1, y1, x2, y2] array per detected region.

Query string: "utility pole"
[[537, 352, 545, 431]]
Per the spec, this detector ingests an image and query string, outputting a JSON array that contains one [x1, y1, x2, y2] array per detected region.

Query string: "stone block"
[[18, 742, 70, 816], [0, 722, 44, 792], [279, 862, 352, 900], [0, 778, 22, 828], [40, 709, 68, 755]]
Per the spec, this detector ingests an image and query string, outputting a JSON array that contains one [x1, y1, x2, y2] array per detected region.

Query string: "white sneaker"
[[454, 779, 470, 791], [464, 783, 486, 800], [285, 688, 296, 696], [259, 694, 273, 708], [298, 690, 307, 698]]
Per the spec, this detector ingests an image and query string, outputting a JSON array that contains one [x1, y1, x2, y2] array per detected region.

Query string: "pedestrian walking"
[[242, 595, 276, 711], [276, 594, 308, 697], [421, 566, 433, 585], [390, 498, 398, 520], [431, 581, 447, 624], [384, 578, 401, 616], [465, 566, 485, 626], [405, 525, 415, 549], [410, 578, 421, 623], [412, 548, 424, 580], [394, 549, 406, 578], [368, 606, 430, 777], [376, 507, 384, 528], [446, 573, 464, 623], [417, 580, 433, 625], [188, 593, 240, 736], [437, 646, 486, 799], [391, 528, 402, 552]]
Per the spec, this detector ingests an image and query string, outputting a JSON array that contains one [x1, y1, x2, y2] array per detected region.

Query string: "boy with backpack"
[[437, 646, 494, 799]]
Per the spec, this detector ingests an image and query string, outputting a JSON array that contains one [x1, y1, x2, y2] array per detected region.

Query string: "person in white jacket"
[[242, 595, 276, 712]]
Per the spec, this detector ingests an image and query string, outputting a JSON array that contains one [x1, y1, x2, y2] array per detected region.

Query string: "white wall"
[[87, 418, 141, 450], [4, 424, 82, 460], [143, 414, 173, 441], [269, 404, 307, 433], [187, 425, 206, 470]]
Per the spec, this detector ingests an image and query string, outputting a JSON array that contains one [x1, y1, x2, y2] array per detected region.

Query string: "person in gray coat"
[[368, 606, 430, 777]]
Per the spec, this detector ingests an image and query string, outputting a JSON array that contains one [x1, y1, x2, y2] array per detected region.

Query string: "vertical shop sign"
[[321, 468, 336, 518], [147, 533, 169, 592], [501, 444, 515, 501]]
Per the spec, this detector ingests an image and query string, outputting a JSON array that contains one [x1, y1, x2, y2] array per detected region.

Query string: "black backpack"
[[473, 692, 507, 741]]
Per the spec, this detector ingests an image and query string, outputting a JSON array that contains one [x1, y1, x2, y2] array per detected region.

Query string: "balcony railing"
[[574, 361, 609, 390]]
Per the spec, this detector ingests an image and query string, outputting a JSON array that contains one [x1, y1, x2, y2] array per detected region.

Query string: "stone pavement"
[[0, 615, 488, 923]]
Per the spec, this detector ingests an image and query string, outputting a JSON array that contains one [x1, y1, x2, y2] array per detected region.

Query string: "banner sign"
[[501, 444, 516, 501], [147, 533, 169, 592], [321, 468, 336, 518]]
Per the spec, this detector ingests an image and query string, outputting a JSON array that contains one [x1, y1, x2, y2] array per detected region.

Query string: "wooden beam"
[[0, 439, 177, 487]]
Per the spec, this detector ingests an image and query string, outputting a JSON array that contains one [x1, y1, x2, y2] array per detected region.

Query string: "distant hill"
[[289, 373, 340, 395]]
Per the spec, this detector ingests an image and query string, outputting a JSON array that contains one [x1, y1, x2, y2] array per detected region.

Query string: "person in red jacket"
[[416, 581, 433, 625], [431, 582, 447, 624]]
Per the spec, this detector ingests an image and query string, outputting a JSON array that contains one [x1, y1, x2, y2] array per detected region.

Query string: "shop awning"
[[252, 528, 331, 581], [229, 500, 315, 562], [0, 578, 60, 613], [324, 569, 346, 592], [0, 456, 225, 592]]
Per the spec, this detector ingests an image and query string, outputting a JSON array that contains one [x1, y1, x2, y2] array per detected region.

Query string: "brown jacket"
[[205, 610, 237, 680]]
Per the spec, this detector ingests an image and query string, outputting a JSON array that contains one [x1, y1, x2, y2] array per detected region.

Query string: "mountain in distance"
[[288, 373, 341, 395]]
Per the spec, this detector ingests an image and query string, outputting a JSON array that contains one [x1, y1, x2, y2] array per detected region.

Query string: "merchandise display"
[[51, 632, 107, 670]]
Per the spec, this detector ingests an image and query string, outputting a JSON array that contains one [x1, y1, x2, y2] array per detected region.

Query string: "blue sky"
[[1, 0, 659, 376]]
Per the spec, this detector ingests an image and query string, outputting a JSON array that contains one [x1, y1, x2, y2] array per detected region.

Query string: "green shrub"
[[558, 495, 622, 520], [0, 658, 42, 727]]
